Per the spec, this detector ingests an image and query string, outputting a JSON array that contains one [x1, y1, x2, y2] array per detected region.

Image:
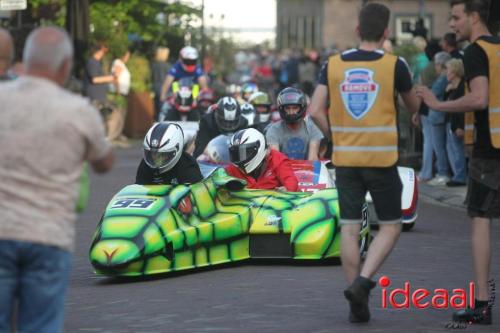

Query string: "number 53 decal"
[[110, 198, 156, 209]]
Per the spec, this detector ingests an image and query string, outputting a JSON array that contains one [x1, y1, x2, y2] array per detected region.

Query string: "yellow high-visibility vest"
[[328, 52, 398, 167], [476, 39, 500, 148], [172, 81, 200, 99]]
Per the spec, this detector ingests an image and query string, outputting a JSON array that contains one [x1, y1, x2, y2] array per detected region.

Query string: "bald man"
[[0, 27, 114, 333], [0, 28, 14, 80]]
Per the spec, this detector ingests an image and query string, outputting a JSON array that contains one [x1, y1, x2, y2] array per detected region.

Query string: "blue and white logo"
[[340, 68, 379, 120]]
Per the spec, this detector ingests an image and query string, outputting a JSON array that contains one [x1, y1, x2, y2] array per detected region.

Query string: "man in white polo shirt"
[[0, 27, 114, 333]]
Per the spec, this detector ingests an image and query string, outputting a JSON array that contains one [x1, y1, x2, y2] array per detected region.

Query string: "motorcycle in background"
[[159, 78, 200, 122]]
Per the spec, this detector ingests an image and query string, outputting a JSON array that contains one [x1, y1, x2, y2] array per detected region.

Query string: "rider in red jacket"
[[225, 128, 298, 192]]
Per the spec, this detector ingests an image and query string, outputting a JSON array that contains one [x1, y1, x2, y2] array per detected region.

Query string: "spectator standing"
[[151, 47, 171, 119], [411, 36, 429, 84], [444, 58, 467, 186], [413, 40, 442, 182], [83, 42, 116, 112], [427, 51, 452, 186], [0, 27, 113, 333], [411, 18, 428, 40], [0, 28, 14, 81], [310, 3, 420, 323], [441, 32, 463, 59], [108, 49, 131, 147], [417, 0, 500, 325], [298, 52, 318, 97]]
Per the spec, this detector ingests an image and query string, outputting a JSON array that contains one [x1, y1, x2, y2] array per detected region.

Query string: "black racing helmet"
[[277, 87, 307, 123], [214, 96, 241, 133]]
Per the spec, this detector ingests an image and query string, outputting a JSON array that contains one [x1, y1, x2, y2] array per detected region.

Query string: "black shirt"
[[83, 57, 108, 102], [444, 80, 465, 132], [192, 112, 248, 159], [463, 35, 500, 158], [317, 49, 413, 94], [135, 152, 203, 185], [450, 49, 463, 60], [251, 121, 271, 135]]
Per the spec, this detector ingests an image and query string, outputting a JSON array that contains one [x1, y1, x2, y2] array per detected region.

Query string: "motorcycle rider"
[[266, 87, 323, 160], [240, 103, 256, 126], [225, 128, 298, 191], [160, 82, 199, 122], [197, 88, 216, 113], [136, 122, 203, 185], [241, 82, 258, 101], [248, 91, 273, 134], [227, 83, 244, 104], [193, 96, 248, 159], [159, 46, 208, 103]]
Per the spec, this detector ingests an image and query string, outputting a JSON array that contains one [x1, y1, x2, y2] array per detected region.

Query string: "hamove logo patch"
[[340, 68, 379, 120]]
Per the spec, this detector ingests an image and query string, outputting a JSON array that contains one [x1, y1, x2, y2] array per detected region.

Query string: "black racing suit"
[[135, 152, 203, 185], [192, 112, 248, 159]]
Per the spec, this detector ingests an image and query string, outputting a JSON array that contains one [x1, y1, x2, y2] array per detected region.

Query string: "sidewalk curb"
[[418, 182, 467, 210]]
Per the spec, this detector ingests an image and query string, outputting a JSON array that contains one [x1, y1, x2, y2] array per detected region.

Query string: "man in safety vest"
[[310, 3, 421, 323], [417, 0, 499, 325]]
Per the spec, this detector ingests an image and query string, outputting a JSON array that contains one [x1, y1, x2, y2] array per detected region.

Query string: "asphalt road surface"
[[64, 144, 500, 333]]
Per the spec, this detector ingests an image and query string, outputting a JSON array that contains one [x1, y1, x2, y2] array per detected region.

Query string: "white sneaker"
[[427, 175, 450, 186]]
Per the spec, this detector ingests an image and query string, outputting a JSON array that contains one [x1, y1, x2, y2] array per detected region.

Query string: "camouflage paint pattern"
[[89, 169, 369, 276]]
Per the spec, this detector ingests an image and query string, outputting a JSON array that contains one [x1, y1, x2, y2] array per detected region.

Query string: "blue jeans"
[[0, 240, 71, 333], [430, 123, 450, 177], [446, 123, 467, 183], [419, 115, 434, 180]]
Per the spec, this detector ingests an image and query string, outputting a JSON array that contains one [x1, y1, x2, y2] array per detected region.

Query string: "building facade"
[[276, 0, 451, 50]]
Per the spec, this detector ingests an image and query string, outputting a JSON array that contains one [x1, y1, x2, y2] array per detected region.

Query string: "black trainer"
[[452, 304, 492, 325], [343, 276, 376, 323]]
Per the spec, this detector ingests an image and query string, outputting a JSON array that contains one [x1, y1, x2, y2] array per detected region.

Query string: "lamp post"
[[418, 0, 425, 19], [201, 0, 206, 64]]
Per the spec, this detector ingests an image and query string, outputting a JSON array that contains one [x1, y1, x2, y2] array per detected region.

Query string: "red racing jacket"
[[225, 149, 299, 192]]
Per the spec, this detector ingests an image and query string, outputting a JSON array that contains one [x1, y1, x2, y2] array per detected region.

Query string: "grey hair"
[[434, 51, 452, 67], [23, 26, 73, 72]]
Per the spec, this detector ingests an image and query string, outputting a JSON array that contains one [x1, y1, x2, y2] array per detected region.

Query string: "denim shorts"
[[336, 166, 403, 224], [0, 240, 71, 333], [466, 157, 500, 218]]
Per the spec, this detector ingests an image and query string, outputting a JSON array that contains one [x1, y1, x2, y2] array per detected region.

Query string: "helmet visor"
[[182, 58, 197, 66], [229, 142, 260, 167], [215, 113, 239, 132], [144, 149, 177, 170]]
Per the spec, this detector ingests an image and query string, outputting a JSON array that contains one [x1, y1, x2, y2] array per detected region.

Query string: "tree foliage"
[[89, 0, 201, 52]]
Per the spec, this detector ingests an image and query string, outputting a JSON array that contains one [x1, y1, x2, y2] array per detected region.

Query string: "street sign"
[[0, 0, 27, 11]]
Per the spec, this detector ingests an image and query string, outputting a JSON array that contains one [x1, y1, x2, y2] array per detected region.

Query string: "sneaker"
[[343, 276, 376, 323], [451, 304, 492, 325], [427, 175, 450, 186], [417, 175, 431, 183]]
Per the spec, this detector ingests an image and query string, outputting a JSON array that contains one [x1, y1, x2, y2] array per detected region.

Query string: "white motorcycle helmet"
[[143, 122, 184, 174], [229, 128, 267, 174], [179, 46, 199, 73]]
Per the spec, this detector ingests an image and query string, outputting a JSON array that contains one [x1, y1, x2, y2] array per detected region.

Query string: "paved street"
[[65, 144, 500, 333]]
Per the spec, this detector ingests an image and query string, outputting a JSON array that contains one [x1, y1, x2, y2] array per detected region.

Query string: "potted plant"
[[124, 54, 155, 138]]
